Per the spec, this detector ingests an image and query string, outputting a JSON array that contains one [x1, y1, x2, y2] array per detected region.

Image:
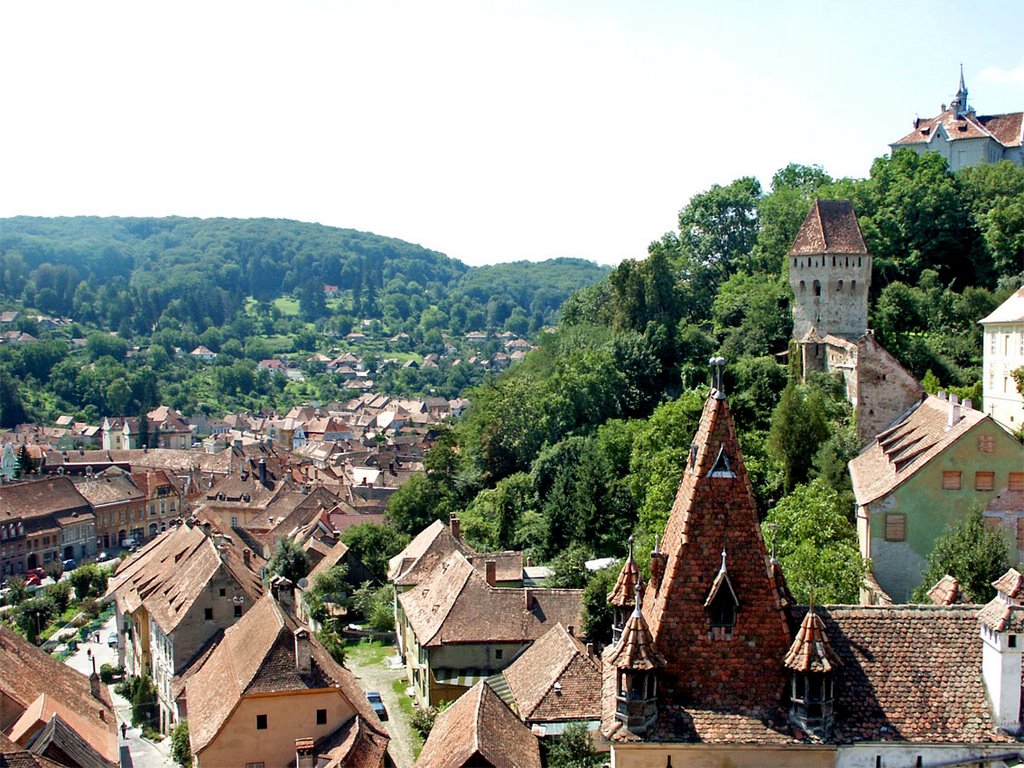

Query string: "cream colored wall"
[[611, 743, 835, 768], [983, 322, 1024, 432], [167, 565, 255, 670], [836, 743, 1016, 768], [195, 689, 356, 768]]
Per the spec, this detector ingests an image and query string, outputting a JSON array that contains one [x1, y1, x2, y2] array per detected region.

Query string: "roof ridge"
[[816, 199, 828, 252]]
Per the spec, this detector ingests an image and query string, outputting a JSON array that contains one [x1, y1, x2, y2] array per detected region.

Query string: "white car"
[[107, 631, 118, 648]]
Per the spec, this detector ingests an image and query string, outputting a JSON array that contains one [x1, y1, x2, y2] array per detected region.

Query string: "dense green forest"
[[384, 152, 1024, 614], [0, 217, 606, 420]]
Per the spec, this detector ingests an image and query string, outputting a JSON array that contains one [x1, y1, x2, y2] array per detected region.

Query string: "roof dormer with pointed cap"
[[784, 604, 840, 674], [641, 390, 792, 711], [609, 536, 641, 608]]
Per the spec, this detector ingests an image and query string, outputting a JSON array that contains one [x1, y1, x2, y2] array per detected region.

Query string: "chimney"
[[981, 570, 1024, 731], [586, 642, 595, 658], [243, 548, 251, 567], [524, 589, 533, 611], [272, 577, 295, 611], [449, 513, 461, 540], [484, 560, 496, 587], [202, 521, 212, 537], [294, 628, 312, 673], [947, 393, 962, 428], [937, 390, 947, 401], [295, 738, 315, 768], [258, 457, 267, 486], [567, 625, 574, 636], [89, 670, 101, 701], [964, 399, 973, 411]]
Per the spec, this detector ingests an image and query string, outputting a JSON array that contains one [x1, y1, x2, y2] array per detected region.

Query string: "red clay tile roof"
[[0, 477, 91, 519], [892, 109, 1023, 149], [498, 623, 601, 723], [606, 607, 664, 672], [817, 604, 1008, 743], [993, 568, 1024, 599], [0, 626, 117, 765], [106, 522, 264, 632], [318, 715, 389, 768], [641, 393, 792, 711], [926, 575, 963, 606], [849, 395, 991, 506], [783, 608, 839, 674], [73, 472, 145, 507], [187, 591, 387, 755], [388, 519, 473, 586], [416, 682, 542, 768], [788, 200, 867, 256], [399, 552, 583, 647], [977, 596, 1024, 634], [608, 547, 641, 607], [467, 551, 523, 583]]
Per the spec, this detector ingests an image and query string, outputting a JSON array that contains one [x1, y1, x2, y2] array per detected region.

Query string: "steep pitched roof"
[[641, 392, 792, 711], [497, 624, 601, 723], [106, 523, 264, 632], [398, 552, 582, 648], [0, 626, 117, 765], [0, 477, 91, 519], [608, 542, 641, 607], [317, 716, 390, 768], [783, 607, 839, 674], [187, 592, 387, 756], [849, 395, 992, 506], [0, 732, 65, 768], [416, 682, 542, 768], [387, 519, 473, 586], [606, 606, 664, 673], [788, 200, 867, 256]]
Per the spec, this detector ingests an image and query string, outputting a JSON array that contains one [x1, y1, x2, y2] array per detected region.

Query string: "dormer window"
[[705, 550, 739, 640]]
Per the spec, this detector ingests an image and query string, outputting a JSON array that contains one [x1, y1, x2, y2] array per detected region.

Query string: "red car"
[[24, 568, 46, 586]]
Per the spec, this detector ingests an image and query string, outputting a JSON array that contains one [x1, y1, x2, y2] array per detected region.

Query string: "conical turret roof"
[[784, 606, 840, 674]]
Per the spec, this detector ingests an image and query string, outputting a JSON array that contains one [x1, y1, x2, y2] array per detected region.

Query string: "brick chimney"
[[449, 513, 461, 540], [524, 588, 533, 611], [258, 457, 267, 486], [294, 628, 311, 674], [484, 560, 496, 587], [649, 551, 666, 592], [89, 670, 101, 700], [243, 548, 251, 568], [295, 737, 315, 768]]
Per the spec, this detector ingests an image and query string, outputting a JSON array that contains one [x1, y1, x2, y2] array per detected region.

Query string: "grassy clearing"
[[345, 639, 394, 667], [272, 297, 300, 316]]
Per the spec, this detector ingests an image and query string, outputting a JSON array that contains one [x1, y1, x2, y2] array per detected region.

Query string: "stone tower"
[[788, 199, 872, 341]]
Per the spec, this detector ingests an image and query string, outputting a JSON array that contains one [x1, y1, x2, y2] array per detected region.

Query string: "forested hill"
[[0, 216, 607, 335]]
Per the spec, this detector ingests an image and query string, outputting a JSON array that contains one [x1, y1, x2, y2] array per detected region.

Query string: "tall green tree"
[[266, 538, 309, 584], [768, 382, 830, 494], [912, 507, 1010, 603]]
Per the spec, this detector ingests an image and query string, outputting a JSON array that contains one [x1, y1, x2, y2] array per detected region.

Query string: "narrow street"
[[345, 643, 418, 768], [64, 614, 175, 768]]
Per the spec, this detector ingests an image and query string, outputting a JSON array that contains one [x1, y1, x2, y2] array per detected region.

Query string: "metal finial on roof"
[[626, 534, 634, 562], [709, 356, 727, 399], [720, 548, 727, 572]]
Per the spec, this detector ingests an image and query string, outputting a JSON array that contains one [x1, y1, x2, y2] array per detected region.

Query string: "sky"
[[1, 1, 1022, 267]]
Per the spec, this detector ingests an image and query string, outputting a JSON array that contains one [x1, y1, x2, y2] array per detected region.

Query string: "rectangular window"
[[494, 649, 503, 660], [255, 714, 267, 730], [942, 471, 962, 490], [204, 608, 213, 621], [976, 471, 995, 492], [234, 605, 242, 618], [1011, 635, 1018, 649], [885, 514, 906, 542], [1010, 473, 1024, 492], [316, 708, 327, 725], [219, 588, 226, 597]]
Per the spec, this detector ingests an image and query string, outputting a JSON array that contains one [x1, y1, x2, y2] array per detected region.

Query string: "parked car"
[[24, 568, 46, 586], [365, 691, 387, 721], [62, 559, 76, 572], [107, 631, 118, 648]]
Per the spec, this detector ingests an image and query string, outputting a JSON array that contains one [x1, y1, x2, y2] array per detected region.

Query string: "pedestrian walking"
[[121, 722, 127, 739]]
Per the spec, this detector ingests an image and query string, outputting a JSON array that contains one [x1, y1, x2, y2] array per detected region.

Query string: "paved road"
[[65, 615, 175, 768], [346, 651, 416, 768]]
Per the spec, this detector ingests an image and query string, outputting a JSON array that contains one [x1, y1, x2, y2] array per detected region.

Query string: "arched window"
[[799, 281, 806, 293], [837, 280, 843, 291], [851, 280, 856, 293], [813, 280, 821, 297]]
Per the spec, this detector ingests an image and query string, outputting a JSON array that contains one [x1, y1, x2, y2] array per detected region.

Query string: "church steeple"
[[952, 64, 970, 116], [608, 536, 642, 643]]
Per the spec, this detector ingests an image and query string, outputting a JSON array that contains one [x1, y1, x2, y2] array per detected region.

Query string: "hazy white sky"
[[1, 1, 1022, 266]]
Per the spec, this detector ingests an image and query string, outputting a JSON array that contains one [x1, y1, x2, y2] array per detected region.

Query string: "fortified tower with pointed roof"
[[788, 199, 871, 342]]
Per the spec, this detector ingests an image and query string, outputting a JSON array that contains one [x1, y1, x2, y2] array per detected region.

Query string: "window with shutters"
[[976, 471, 995, 492], [1010, 473, 1024, 492], [885, 514, 906, 542], [942, 471, 962, 490]]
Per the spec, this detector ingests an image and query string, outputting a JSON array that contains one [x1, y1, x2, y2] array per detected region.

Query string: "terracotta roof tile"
[[926, 575, 963, 606], [608, 546, 641, 607], [993, 568, 1024, 598], [893, 109, 1023, 149], [783, 608, 839, 674], [788, 200, 867, 256], [605, 607, 664, 672], [388, 520, 473, 586], [0, 626, 117, 765], [187, 591, 386, 755], [498, 624, 601, 723], [849, 395, 991, 506], [416, 682, 541, 768], [318, 715, 389, 768]]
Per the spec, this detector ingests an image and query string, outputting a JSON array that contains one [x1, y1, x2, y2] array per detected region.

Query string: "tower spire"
[[953, 64, 969, 115]]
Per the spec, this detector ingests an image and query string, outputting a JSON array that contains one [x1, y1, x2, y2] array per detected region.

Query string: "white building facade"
[[980, 287, 1024, 432]]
